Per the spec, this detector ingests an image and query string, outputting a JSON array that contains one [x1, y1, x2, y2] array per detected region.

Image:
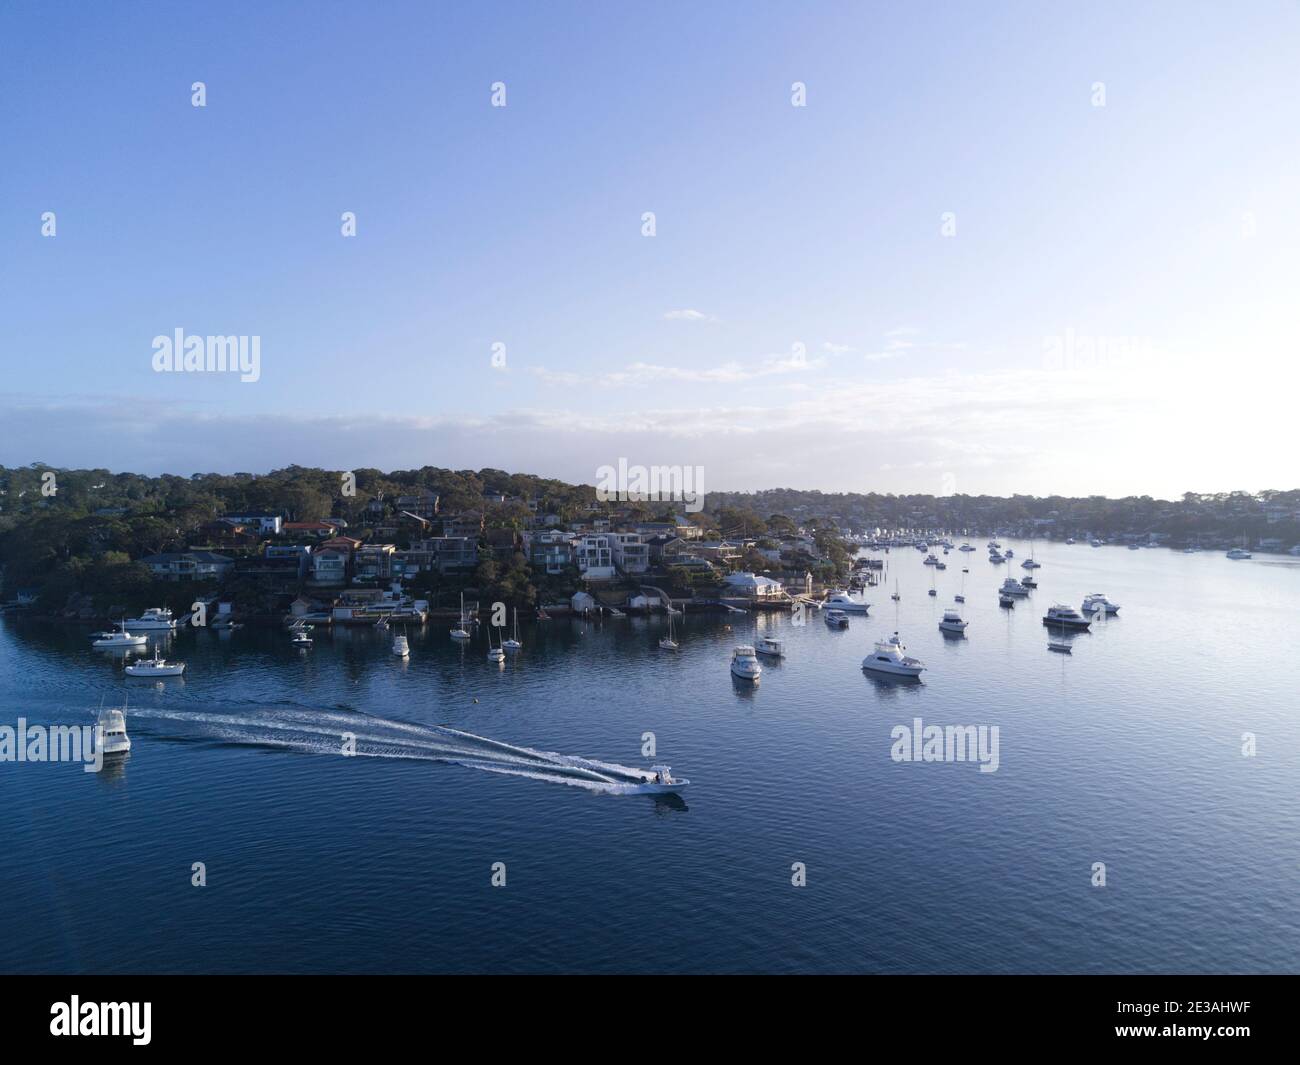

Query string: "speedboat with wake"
[[862, 632, 925, 677], [97, 703, 132, 756], [642, 765, 689, 794]]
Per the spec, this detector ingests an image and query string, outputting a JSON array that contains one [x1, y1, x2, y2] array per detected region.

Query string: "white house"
[[222, 512, 282, 534], [574, 534, 616, 580], [723, 571, 785, 599], [607, 532, 649, 574]]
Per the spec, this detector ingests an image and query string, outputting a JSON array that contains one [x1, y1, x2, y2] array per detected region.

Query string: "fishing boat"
[[862, 632, 925, 677], [124, 647, 186, 677], [451, 593, 471, 641], [92, 621, 148, 648], [755, 635, 784, 657], [643, 765, 689, 794], [97, 704, 132, 756], [825, 590, 870, 614], [503, 608, 523, 651], [730, 645, 762, 681]]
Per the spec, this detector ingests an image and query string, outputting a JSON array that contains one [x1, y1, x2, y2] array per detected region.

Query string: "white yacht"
[[451, 592, 471, 640], [825, 590, 870, 614], [1080, 593, 1120, 616], [755, 635, 784, 657], [938, 609, 968, 634], [730, 645, 762, 681], [123, 607, 178, 631], [124, 647, 185, 677], [999, 576, 1030, 597], [643, 765, 689, 794], [862, 632, 925, 677], [97, 705, 132, 756], [502, 608, 523, 651], [393, 633, 410, 658], [292, 630, 313, 647], [1090, 538, 1104, 547], [92, 621, 148, 648], [1226, 547, 1252, 560], [1043, 604, 1091, 630], [824, 608, 849, 628], [658, 612, 679, 651]]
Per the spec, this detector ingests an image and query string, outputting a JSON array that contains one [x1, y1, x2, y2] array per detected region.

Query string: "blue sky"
[[1, 1, 1296, 497]]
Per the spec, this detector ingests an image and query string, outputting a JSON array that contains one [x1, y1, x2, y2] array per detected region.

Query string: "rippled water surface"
[[2, 540, 1298, 973]]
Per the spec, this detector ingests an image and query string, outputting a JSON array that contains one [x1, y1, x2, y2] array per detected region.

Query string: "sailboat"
[[502, 608, 523, 651], [451, 593, 471, 640], [486, 624, 505, 662], [890, 579, 900, 602], [658, 611, 679, 651]]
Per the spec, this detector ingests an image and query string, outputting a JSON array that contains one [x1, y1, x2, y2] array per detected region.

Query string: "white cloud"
[[662, 309, 716, 322]]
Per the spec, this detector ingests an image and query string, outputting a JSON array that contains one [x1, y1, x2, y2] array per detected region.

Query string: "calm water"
[[2, 540, 1299, 973]]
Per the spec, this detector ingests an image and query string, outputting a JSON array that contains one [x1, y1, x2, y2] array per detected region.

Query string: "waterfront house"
[[607, 532, 650, 574], [222, 511, 283, 535], [353, 543, 398, 582], [406, 536, 479, 574], [395, 490, 440, 520], [723, 571, 786, 600], [524, 529, 573, 575], [139, 551, 235, 582], [309, 547, 351, 587], [574, 534, 616, 580]]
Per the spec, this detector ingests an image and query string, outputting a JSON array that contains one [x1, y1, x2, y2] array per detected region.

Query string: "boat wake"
[[114, 704, 665, 794]]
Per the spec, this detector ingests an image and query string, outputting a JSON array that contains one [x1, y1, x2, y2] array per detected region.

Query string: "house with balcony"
[[608, 532, 649, 574], [524, 529, 573, 575], [222, 511, 283, 535], [138, 551, 235, 582], [353, 543, 398, 582], [441, 513, 484, 538], [574, 534, 616, 580], [723, 571, 786, 600], [406, 536, 479, 574], [395, 490, 440, 521]]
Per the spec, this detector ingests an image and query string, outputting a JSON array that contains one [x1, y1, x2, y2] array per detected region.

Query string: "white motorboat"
[[862, 632, 925, 677], [451, 592, 472, 640], [503, 608, 523, 651], [292, 631, 313, 647], [824, 609, 849, 628], [1020, 574, 1038, 588], [959, 543, 975, 551], [1090, 539, 1104, 547], [1080, 593, 1120, 616], [999, 576, 1030, 597], [124, 647, 185, 677], [643, 765, 689, 794], [938, 609, 968, 633], [1226, 547, 1252, 560], [1021, 557, 1040, 569], [124, 607, 178, 631], [825, 590, 870, 614], [730, 645, 762, 681], [1043, 604, 1091, 630], [755, 635, 784, 657], [923, 554, 939, 566], [92, 621, 148, 648], [97, 704, 132, 756], [393, 633, 410, 657]]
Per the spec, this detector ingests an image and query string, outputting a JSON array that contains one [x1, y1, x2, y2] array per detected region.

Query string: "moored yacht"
[[938, 609, 968, 633], [1020, 574, 1038, 588], [988, 550, 1005, 564], [124, 647, 185, 677], [1080, 593, 1120, 616], [1226, 547, 1252, 560], [1043, 604, 1091, 630], [658, 612, 679, 651], [393, 633, 410, 658], [730, 645, 762, 681], [825, 590, 870, 614], [755, 635, 784, 657], [862, 632, 925, 677], [959, 543, 975, 551], [824, 608, 849, 628], [1021, 557, 1041, 569], [999, 576, 1030, 597], [124, 607, 178, 631]]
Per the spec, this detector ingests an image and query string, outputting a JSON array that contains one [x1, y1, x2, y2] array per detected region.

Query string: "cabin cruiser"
[[1090, 539, 1104, 547], [999, 577, 1030, 597], [862, 632, 925, 677], [123, 607, 178, 631], [124, 647, 185, 677], [755, 636, 784, 657], [1226, 547, 1252, 560], [938, 609, 968, 633], [1043, 604, 1091, 630], [97, 705, 132, 756], [643, 765, 689, 794], [92, 622, 148, 648], [825, 590, 870, 614], [730, 645, 762, 681], [988, 550, 1005, 564], [1020, 574, 1038, 588], [923, 554, 939, 566], [999, 593, 1014, 607], [824, 608, 849, 628], [393, 633, 410, 658], [959, 543, 975, 552], [1080, 593, 1120, 616], [1021, 558, 1041, 569]]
